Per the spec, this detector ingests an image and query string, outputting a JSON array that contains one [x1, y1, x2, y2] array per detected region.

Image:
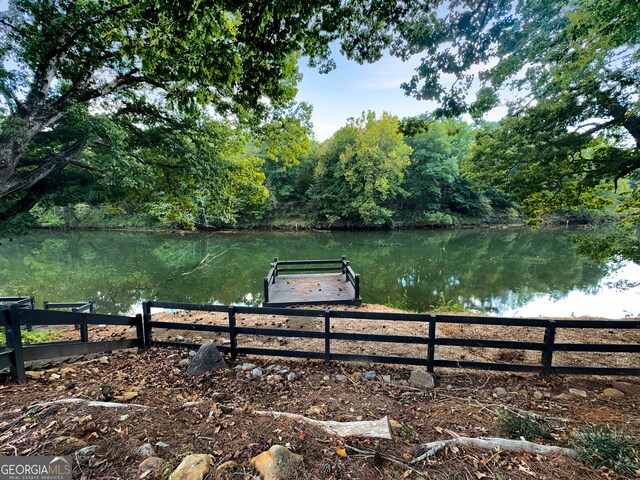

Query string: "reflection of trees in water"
[[0, 229, 608, 314]]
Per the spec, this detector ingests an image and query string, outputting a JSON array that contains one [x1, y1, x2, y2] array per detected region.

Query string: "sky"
[[295, 53, 437, 141]]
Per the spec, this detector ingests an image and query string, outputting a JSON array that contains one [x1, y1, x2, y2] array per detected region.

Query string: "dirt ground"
[[0, 304, 638, 480]]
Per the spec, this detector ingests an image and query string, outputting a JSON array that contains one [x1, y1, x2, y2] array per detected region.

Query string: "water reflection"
[[0, 229, 637, 318]]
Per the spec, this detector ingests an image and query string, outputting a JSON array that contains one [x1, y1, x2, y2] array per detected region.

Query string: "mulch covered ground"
[[1, 345, 638, 479]]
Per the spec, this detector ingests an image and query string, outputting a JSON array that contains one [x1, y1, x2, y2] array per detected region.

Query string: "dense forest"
[[0, 0, 638, 261]]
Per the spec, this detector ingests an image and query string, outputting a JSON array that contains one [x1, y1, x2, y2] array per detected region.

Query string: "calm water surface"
[[1, 229, 638, 318]]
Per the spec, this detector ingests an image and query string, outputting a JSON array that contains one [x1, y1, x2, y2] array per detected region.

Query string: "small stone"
[[408, 369, 435, 390], [612, 381, 640, 396], [323, 375, 330, 381], [382, 375, 391, 383], [363, 371, 376, 381], [533, 391, 544, 400], [270, 374, 283, 382], [189, 350, 197, 357], [98, 356, 109, 364], [235, 363, 256, 371], [179, 359, 190, 367], [175, 335, 185, 342], [250, 445, 303, 480], [569, 388, 588, 398], [139, 456, 164, 473], [169, 454, 213, 480], [287, 372, 296, 381], [25, 371, 44, 379], [350, 372, 363, 382], [251, 368, 263, 377], [267, 364, 282, 372], [155, 441, 169, 448], [335, 374, 347, 382], [137, 443, 155, 458], [187, 343, 227, 376], [75, 445, 97, 462], [493, 387, 508, 397], [49, 373, 61, 380], [603, 388, 625, 398]]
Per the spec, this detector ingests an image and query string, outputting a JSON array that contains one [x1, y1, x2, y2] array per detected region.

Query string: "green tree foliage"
[[310, 112, 412, 226], [0, 0, 414, 224]]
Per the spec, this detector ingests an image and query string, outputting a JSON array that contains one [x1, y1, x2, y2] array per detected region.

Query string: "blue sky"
[[295, 53, 438, 141]]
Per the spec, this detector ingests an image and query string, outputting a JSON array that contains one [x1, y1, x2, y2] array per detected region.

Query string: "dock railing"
[[263, 256, 360, 303]]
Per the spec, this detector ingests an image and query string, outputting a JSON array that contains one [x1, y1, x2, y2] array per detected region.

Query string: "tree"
[[310, 112, 412, 226], [0, 0, 413, 222]]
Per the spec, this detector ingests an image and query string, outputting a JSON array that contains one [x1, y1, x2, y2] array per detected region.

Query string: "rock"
[[215, 460, 241, 479], [603, 388, 625, 398], [269, 374, 283, 382], [533, 391, 544, 400], [175, 335, 185, 342], [75, 445, 97, 462], [493, 387, 508, 397], [25, 371, 44, 379], [382, 375, 391, 383], [363, 371, 376, 381], [569, 388, 588, 398], [98, 356, 109, 364], [53, 436, 88, 452], [350, 372, 363, 382], [156, 441, 169, 448], [612, 381, 640, 396], [189, 350, 197, 357], [408, 369, 435, 390], [169, 454, 213, 480], [287, 372, 296, 381], [137, 443, 155, 458], [187, 343, 227, 376], [139, 456, 164, 473], [179, 359, 190, 367], [250, 445, 303, 480], [267, 364, 282, 372], [251, 368, 263, 377], [235, 363, 256, 371], [60, 366, 75, 376], [389, 419, 403, 433], [335, 374, 347, 382]]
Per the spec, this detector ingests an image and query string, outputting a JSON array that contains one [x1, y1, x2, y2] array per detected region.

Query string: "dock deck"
[[263, 258, 362, 307]]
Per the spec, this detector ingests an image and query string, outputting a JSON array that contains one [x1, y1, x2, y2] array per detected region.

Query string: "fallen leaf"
[[402, 452, 412, 460], [434, 426, 443, 434], [336, 448, 347, 457], [474, 472, 488, 479]]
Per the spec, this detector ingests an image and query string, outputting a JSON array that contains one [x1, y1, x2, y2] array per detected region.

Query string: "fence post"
[[3, 305, 26, 383], [228, 306, 237, 360], [354, 274, 360, 300], [73, 306, 90, 343], [341, 255, 346, 275], [135, 314, 144, 349], [263, 277, 270, 303], [324, 310, 331, 365], [541, 321, 557, 376], [142, 302, 152, 348], [427, 316, 436, 373]]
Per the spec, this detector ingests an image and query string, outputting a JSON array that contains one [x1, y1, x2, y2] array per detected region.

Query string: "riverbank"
[[1, 303, 638, 479]]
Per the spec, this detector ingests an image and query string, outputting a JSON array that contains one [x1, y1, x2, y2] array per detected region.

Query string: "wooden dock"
[[263, 258, 362, 307]]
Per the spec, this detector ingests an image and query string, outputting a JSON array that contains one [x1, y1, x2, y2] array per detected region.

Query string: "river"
[[1, 229, 638, 318]]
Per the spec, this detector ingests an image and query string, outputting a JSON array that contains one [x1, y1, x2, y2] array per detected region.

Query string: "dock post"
[[324, 310, 331, 365]]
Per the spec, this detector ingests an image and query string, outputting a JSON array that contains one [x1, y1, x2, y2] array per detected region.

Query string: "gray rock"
[[569, 388, 588, 398], [363, 371, 376, 381], [155, 441, 169, 448], [287, 372, 296, 381], [235, 362, 256, 371], [178, 358, 190, 367], [137, 443, 155, 458], [251, 368, 263, 377], [335, 374, 347, 382], [603, 388, 625, 398], [139, 456, 164, 473], [408, 369, 436, 390], [189, 350, 197, 357], [382, 375, 391, 383], [75, 445, 97, 462], [267, 364, 282, 372], [493, 387, 508, 397], [187, 343, 227, 376]]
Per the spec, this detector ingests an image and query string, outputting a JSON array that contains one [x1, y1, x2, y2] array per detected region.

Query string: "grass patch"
[[573, 425, 639, 476], [0, 328, 63, 347], [499, 412, 551, 440]]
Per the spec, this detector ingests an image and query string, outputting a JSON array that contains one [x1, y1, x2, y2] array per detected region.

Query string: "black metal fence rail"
[[142, 301, 640, 377]]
